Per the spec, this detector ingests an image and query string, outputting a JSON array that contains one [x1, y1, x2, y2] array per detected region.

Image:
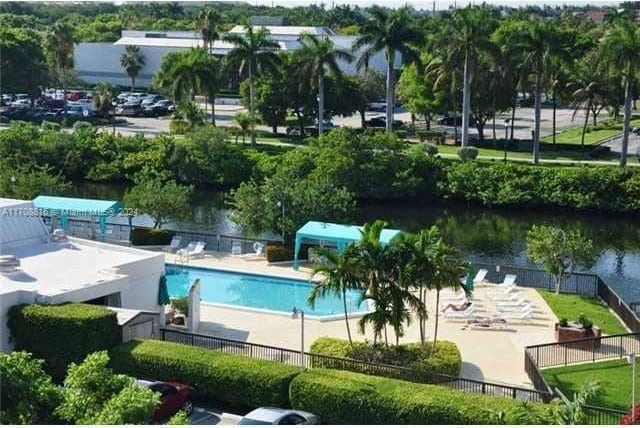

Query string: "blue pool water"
[[165, 265, 368, 317]]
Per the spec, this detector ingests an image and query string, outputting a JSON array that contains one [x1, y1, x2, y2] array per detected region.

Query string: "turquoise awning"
[[33, 195, 122, 241], [293, 221, 402, 269]]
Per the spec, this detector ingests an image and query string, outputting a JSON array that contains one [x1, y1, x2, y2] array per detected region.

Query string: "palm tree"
[[173, 101, 205, 132], [298, 33, 354, 135], [601, 19, 640, 167], [196, 8, 221, 53], [234, 112, 257, 144], [511, 19, 572, 163], [309, 246, 362, 345], [567, 66, 608, 153], [120, 45, 145, 92], [353, 6, 421, 132], [47, 22, 75, 108], [92, 82, 115, 117], [224, 24, 280, 145]]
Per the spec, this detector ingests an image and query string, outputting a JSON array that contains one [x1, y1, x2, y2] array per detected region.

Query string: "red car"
[[137, 379, 194, 421]]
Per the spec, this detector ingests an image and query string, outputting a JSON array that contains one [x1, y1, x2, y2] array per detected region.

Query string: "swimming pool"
[[165, 264, 368, 318]]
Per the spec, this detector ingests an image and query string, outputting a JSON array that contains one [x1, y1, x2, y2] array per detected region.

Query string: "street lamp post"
[[291, 307, 305, 368], [629, 353, 637, 423], [111, 100, 117, 134], [276, 200, 285, 243], [503, 118, 510, 163]]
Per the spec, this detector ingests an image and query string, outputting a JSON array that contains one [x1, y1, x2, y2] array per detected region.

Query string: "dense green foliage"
[[289, 369, 558, 424], [130, 227, 175, 246], [310, 337, 462, 377], [109, 340, 302, 409], [0, 351, 61, 424], [123, 176, 193, 229], [7, 303, 121, 380]]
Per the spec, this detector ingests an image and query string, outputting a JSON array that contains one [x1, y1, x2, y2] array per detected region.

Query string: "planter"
[[555, 323, 602, 348]]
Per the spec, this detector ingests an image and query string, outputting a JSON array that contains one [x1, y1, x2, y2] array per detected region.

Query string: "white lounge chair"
[[444, 306, 476, 318], [499, 308, 534, 320], [490, 291, 523, 302], [176, 241, 205, 263], [499, 303, 535, 314], [496, 298, 530, 307], [164, 235, 182, 253], [231, 240, 242, 255], [486, 284, 517, 297], [494, 274, 517, 288], [474, 268, 489, 285]]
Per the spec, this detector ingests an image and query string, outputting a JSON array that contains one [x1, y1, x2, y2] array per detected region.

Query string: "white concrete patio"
[[168, 251, 558, 388]]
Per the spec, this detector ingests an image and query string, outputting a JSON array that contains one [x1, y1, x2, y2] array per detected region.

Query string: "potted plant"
[[170, 297, 189, 327], [555, 313, 601, 347]]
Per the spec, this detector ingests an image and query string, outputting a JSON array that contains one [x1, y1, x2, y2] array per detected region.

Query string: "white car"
[[127, 92, 147, 103], [10, 99, 30, 108], [238, 408, 319, 425]]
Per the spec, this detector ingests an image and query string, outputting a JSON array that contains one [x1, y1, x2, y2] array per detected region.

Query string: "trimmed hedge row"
[[109, 340, 302, 409], [310, 337, 462, 377], [130, 227, 174, 246], [289, 369, 557, 424], [7, 303, 121, 381]]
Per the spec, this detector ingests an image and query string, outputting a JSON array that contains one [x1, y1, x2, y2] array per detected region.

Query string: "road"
[[603, 132, 640, 156]]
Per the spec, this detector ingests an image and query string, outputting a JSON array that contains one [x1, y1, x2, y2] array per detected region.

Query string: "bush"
[[169, 119, 190, 134], [170, 298, 188, 316], [130, 227, 174, 246], [7, 303, 121, 380], [457, 146, 479, 161], [266, 244, 293, 262], [309, 337, 461, 377], [289, 369, 556, 424], [41, 120, 61, 131], [72, 121, 93, 132], [423, 142, 438, 157], [417, 130, 446, 143], [109, 340, 302, 409]]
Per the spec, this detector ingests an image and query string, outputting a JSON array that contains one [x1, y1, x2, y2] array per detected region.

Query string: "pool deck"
[[168, 251, 558, 389]]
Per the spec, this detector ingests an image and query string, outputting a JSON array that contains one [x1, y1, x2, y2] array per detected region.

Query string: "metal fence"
[[597, 279, 640, 332], [582, 405, 627, 425], [160, 328, 551, 402]]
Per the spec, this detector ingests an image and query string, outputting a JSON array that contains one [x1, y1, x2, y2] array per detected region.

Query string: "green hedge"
[[310, 337, 461, 378], [7, 303, 121, 381], [130, 228, 174, 246], [289, 369, 556, 424], [109, 340, 302, 409]]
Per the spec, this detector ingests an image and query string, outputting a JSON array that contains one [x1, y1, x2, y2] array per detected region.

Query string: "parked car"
[[117, 92, 131, 104], [367, 100, 386, 112], [286, 121, 337, 136], [365, 115, 403, 128], [1, 94, 12, 106], [67, 91, 86, 101], [143, 103, 171, 117], [127, 92, 148, 103], [136, 379, 194, 422], [238, 408, 319, 425], [438, 116, 463, 126], [66, 105, 92, 117], [116, 102, 143, 117], [141, 94, 164, 107]]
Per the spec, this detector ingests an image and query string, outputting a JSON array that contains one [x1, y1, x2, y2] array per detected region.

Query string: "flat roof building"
[[0, 198, 165, 352]]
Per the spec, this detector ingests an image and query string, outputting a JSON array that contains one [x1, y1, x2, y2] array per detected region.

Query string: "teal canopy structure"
[[293, 221, 402, 269], [33, 195, 123, 241]]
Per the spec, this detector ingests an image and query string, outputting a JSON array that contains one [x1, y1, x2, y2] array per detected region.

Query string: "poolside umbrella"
[[157, 275, 170, 306], [463, 264, 474, 293]]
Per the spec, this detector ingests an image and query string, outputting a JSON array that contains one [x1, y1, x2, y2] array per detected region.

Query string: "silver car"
[[238, 408, 319, 425]]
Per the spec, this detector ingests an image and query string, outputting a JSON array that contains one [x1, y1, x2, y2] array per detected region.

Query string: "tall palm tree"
[[47, 22, 75, 108], [196, 8, 221, 54], [299, 33, 354, 135], [567, 66, 608, 153], [120, 45, 145, 91], [511, 19, 572, 163], [309, 246, 362, 346], [601, 19, 640, 167], [353, 6, 421, 132], [224, 24, 280, 145], [446, 6, 499, 147]]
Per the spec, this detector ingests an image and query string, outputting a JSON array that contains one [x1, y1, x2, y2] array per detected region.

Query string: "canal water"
[[65, 182, 640, 303]]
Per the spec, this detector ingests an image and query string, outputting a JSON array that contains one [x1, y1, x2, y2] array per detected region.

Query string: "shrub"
[[423, 143, 438, 157], [7, 303, 121, 380], [458, 146, 479, 161], [169, 119, 190, 134], [289, 369, 557, 424], [41, 120, 61, 131], [577, 313, 594, 331], [266, 244, 293, 262], [130, 227, 174, 246], [170, 298, 188, 317], [72, 121, 93, 132], [109, 340, 302, 409], [558, 317, 569, 327], [309, 337, 461, 377]]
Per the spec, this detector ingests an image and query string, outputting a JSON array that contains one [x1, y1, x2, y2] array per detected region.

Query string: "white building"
[[74, 26, 400, 88], [0, 198, 165, 352]]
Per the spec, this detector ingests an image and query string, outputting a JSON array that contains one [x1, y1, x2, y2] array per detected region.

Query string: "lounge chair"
[[494, 274, 517, 288], [499, 308, 534, 320], [498, 303, 535, 314], [231, 240, 242, 255], [474, 268, 489, 285], [490, 291, 523, 302], [486, 284, 517, 297], [444, 306, 476, 318], [176, 241, 205, 263], [496, 298, 530, 307], [164, 235, 182, 253]]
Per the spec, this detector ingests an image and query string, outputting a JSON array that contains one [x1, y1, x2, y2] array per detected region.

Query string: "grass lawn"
[[435, 144, 617, 162], [538, 290, 628, 335], [543, 359, 636, 410], [542, 118, 640, 145]]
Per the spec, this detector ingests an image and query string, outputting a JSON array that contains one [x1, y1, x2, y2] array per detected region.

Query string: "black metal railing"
[[582, 405, 627, 425], [597, 279, 640, 332], [160, 328, 551, 402]]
